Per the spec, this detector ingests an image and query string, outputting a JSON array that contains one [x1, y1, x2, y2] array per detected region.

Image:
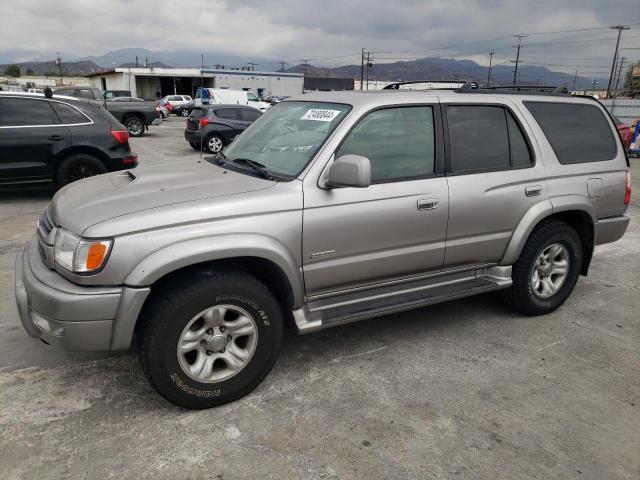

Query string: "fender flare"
[[124, 233, 304, 307], [500, 195, 596, 266]]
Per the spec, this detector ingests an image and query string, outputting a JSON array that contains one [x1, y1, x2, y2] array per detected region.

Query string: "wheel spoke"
[[541, 277, 555, 296], [189, 350, 208, 378], [547, 244, 563, 260], [227, 342, 250, 362], [203, 306, 226, 327], [531, 269, 540, 291], [225, 315, 255, 337], [179, 338, 201, 353]]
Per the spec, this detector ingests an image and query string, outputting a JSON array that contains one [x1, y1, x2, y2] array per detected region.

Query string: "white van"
[[194, 88, 270, 111]]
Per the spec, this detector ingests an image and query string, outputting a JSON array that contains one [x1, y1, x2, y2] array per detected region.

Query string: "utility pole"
[[135, 56, 139, 68], [571, 69, 578, 91], [302, 59, 308, 93], [365, 52, 373, 90], [280, 61, 286, 72], [512, 34, 527, 86], [360, 48, 365, 90], [145, 57, 149, 68], [56, 52, 63, 85], [606, 25, 630, 98], [591, 76, 598, 93], [486, 52, 494, 87], [614, 57, 626, 98]]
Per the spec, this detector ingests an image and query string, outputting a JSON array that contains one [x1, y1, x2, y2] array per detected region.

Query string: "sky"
[[0, 0, 639, 75]]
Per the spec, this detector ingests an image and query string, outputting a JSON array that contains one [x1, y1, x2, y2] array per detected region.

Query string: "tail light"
[[199, 118, 209, 128], [111, 129, 129, 145], [624, 170, 631, 205], [122, 154, 138, 165]]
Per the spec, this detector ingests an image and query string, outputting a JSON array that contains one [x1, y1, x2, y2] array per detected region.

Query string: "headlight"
[[54, 228, 113, 274]]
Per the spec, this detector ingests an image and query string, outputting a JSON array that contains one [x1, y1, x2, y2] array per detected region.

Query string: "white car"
[[194, 88, 270, 111]]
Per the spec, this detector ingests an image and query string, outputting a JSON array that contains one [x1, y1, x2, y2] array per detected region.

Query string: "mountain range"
[[0, 47, 596, 88]]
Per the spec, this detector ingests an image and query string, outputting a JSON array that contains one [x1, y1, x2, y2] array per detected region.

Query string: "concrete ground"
[[0, 116, 638, 480]]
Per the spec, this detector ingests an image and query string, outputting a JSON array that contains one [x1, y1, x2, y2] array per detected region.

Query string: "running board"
[[293, 266, 511, 333]]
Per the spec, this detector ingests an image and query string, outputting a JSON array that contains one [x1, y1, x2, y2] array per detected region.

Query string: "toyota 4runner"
[[15, 87, 631, 408]]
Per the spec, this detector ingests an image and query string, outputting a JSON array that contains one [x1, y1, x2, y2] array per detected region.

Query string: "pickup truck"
[[52, 86, 161, 136]]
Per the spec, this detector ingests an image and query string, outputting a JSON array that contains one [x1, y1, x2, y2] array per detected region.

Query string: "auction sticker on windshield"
[[301, 109, 342, 122]]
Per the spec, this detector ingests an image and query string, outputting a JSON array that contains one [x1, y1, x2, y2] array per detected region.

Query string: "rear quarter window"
[[524, 101, 617, 164]]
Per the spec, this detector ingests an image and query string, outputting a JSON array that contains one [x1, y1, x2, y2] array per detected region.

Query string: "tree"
[[4, 64, 21, 77], [26, 68, 34, 76]]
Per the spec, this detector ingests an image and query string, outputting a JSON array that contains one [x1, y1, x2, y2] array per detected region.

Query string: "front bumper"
[[15, 237, 149, 351]]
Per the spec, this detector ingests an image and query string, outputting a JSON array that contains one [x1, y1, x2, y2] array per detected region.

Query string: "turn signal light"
[[74, 239, 112, 273], [111, 129, 129, 145]]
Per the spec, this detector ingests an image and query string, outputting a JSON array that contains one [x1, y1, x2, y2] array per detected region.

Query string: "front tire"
[[56, 153, 108, 186], [136, 269, 283, 409], [502, 220, 582, 315], [180, 108, 190, 117]]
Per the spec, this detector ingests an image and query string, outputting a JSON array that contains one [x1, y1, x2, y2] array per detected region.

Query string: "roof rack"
[[457, 83, 571, 95], [382, 80, 467, 90]]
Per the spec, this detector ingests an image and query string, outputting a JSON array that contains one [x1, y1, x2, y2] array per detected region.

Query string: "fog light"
[[31, 312, 65, 337]]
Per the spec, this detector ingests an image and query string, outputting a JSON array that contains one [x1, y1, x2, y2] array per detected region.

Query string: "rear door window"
[[0, 98, 58, 126], [446, 105, 533, 173], [524, 102, 617, 164], [239, 108, 261, 122], [51, 102, 89, 124], [215, 108, 238, 120]]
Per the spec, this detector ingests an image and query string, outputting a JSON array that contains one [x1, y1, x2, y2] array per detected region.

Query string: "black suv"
[[0, 93, 137, 186], [185, 105, 262, 153]]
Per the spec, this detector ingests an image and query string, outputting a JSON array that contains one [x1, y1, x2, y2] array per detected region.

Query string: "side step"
[[293, 267, 511, 333]]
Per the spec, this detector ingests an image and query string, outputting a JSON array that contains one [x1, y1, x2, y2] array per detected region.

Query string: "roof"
[[86, 67, 303, 79], [0, 91, 79, 102], [284, 89, 599, 109]]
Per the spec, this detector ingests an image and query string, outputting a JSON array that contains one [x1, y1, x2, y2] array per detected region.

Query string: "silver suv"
[[15, 89, 631, 408]]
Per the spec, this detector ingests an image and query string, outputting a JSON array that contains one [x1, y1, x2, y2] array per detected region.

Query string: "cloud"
[[0, 0, 638, 74]]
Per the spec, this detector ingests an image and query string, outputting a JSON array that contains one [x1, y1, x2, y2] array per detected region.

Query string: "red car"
[[613, 116, 633, 152]]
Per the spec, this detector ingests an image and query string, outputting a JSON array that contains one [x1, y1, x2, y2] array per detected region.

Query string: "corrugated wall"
[[601, 99, 640, 125]]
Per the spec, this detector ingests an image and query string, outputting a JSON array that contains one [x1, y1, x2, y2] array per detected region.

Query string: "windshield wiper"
[[232, 158, 275, 180]]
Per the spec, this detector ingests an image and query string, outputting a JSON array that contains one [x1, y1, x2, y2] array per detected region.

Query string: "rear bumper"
[[184, 129, 199, 143], [594, 214, 630, 245], [15, 237, 149, 351]]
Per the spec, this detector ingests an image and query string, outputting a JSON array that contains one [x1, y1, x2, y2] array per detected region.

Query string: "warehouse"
[[86, 67, 304, 100]]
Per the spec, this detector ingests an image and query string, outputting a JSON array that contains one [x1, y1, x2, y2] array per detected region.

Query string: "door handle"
[[48, 135, 63, 141], [417, 198, 438, 210], [525, 185, 542, 197]]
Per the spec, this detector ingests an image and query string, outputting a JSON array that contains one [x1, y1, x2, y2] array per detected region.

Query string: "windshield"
[[223, 101, 351, 178]]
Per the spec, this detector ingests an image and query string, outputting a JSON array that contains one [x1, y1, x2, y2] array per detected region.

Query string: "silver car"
[[15, 89, 631, 408]]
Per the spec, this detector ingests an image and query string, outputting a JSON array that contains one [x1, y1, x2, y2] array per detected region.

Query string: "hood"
[[50, 160, 275, 235]]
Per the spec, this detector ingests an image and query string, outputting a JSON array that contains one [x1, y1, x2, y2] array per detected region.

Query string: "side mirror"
[[324, 155, 371, 188]]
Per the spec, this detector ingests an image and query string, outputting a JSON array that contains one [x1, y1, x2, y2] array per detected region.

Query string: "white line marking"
[[537, 339, 565, 352], [330, 346, 387, 364]]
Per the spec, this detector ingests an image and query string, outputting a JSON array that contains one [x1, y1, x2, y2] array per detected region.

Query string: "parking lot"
[[0, 115, 638, 480]]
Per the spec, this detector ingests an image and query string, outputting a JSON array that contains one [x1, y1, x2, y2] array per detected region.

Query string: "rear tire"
[[136, 269, 283, 409], [205, 134, 224, 154], [124, 116, 145, 137], [56, 153, 108, 186], [180, 108, 190, 117], [502, 220, 582, 315]]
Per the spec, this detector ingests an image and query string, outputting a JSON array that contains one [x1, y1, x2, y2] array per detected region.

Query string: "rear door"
[[0, 97, 72, 183], [442, 102, 544, 267], [214, 108, 246, 136], [237, 107, 261, 128]]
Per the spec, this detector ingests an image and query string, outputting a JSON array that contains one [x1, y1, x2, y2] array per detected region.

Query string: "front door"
[[303, 104, 449, 297]]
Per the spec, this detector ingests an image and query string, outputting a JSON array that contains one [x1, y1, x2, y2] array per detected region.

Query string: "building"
[[304, 76, 354, 91], [86, 67, 304, 100], [0, 75, 89, 91]]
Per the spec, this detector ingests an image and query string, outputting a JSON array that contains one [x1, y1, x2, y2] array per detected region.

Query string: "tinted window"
[[447, 106, 510, 173], [239, 108, 261, 122], [215, 108, 238, 120], [51, 102, 88, 124], [247, 92, 259, 101], [0, 98, 57, 126], [336, 106, 435, 183], [524, 102, 617, 164], [506, 111, 533, 167]]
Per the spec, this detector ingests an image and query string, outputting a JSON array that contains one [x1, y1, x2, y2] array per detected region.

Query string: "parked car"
[[15, 89, 630, 409], [613, 116, 633, 152], [104, 90, 132, 100], [0, 92, 137, 186], [184, 105, 262, 153], [53, 86, 162, 136], [172, 100, 195, 117], [194, 88, 270, 111], [162, 94, 192, 111], [108, 96, 145, 102]]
